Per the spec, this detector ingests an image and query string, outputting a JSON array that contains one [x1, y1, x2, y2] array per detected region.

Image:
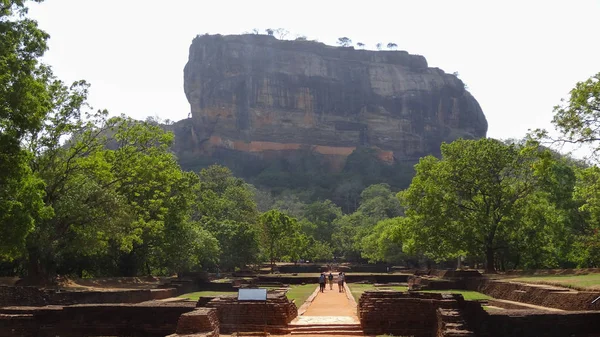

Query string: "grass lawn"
[[178, 284, 318, 305], [346, 284, 490, 302], [347, 283, 408, 302], [507, 273, 600, 290], [285, 283, 318, 305], [417, 289, 492, 301], [178, 291, 236, 300]]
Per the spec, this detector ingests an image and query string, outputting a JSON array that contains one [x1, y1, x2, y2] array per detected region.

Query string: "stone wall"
[[436, 307, 474, 337], [471, 280, 600, 311], [204, 291, 297, 334], [0, 301, 196, 337], [257, 273, 409, 285], [359, 290, 600, 337], [358, 291, 468, 337], [480, 310, 600, 337], [166, 308, 219, 337], [0, 286, 177, 307]]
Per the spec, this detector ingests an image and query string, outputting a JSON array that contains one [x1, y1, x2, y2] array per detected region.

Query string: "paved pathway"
[[301, 284, 357, 317], [288, 283, 362, 336]]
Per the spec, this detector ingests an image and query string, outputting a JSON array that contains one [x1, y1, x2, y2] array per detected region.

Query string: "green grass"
[[347, 283, 408, 302], [285, 284, 318, 305], [416, 289, 492, 301], [507, 273, 600, 290], [178, 291, 237, 300], [178, 284, 318, 305], [346, 284, 491, 302]]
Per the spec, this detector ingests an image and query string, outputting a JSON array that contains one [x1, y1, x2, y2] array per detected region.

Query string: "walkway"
[[289, 283, 363, 336]]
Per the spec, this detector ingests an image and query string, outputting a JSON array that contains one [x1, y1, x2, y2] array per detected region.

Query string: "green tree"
[[0, 0, 52, 259], [357, 183, 403, 220], [195, 165, 260, 270], [259, 210, 301, 266], [547, 72, 600, 154], [401, 138, 550, 272], [337, 37, 352, 47], [23, 113, 205, 279], [571, 166, 600, 267], [302, 200, 342, 243], [361, 217, 407, 264]]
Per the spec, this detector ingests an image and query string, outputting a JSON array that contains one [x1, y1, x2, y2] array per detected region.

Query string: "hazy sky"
[[28, 0, 600, 142]]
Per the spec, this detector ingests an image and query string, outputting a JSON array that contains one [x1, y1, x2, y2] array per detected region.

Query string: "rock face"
[[181, 34, 487, 167]]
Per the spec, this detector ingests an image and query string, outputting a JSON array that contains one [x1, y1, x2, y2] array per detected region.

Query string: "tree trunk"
[[24, 246, 55, 285], [485, 246, 496, 273]]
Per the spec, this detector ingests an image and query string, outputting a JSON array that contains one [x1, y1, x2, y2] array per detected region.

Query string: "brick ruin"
[[0, 286, 177, 307], [358, 290, 600, 337], [0, 288, 297, 337], [0, 301, 197, 337], [167, 308, 219, 337], [359, 291, 474, 337], [202, 291, 297, 334], [2, 272, 600, 337]]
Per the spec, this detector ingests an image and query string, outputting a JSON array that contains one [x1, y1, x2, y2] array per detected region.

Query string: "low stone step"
[[441, 329, 475, 337], [291, 325, 362, 331], [290, 323, 361, 328], [291, 329, 364, 336]]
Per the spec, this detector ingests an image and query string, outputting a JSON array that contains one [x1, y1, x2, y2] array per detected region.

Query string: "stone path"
[[288, 283, 363, 336]]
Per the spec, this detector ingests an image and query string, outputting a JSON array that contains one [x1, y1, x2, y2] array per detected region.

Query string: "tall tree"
[[337, 37, 352, 47], [548, 72, 600, 155], [401, 138, 551, 272], [194, 165, 260, 270], [259, 210, 301, 266], [0, 0, 52, 259]]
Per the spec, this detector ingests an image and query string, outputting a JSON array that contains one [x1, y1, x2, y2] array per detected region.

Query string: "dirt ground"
[[1, 276, 174, 290]]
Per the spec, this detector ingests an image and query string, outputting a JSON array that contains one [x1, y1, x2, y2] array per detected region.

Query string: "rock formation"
[[179, 34, 487, 169]]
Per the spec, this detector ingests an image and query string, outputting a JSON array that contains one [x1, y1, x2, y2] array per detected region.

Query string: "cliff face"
[[181, 34, 487, 166]]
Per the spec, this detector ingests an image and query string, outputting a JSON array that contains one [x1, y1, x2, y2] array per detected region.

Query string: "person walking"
[[318, 272, 326, 292], [328, 271, 334, 290], [337, 272, 345, 293]]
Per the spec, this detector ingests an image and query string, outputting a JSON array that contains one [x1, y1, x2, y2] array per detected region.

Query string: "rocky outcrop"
[[181, 34, 487, 166]]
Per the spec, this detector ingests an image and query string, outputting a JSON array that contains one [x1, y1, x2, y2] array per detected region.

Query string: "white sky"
[[28, 0, 600, 143]]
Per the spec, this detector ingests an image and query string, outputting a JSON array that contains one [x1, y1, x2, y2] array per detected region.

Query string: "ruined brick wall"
[[257, 274, 409, 285], [408, 276, 463, 290], [436, 308, 474, 337], [165, 308, 219, 337], [358, 291, 465, 337], [0, 286, 177, 307], [471, 280, 600, 311], [483, 310, 600, 337], [0, 301, 196, 337], [205, 292, 297, 334]]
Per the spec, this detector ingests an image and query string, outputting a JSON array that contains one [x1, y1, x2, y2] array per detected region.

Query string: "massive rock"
[[180, 34, 487, 168]]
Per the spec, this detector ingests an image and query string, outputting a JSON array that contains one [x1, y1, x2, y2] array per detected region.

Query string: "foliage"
[[361, 217, 407, 263], [401, 138, 567, 271], [337, 37, 352, 47], [195, 165, 260, 270], [0, 0, 51, 259], [549, 72, 600, 156], [387, 42, 398, 50], [259, 210, 302, 265]]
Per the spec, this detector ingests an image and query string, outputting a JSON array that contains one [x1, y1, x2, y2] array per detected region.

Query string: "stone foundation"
[[0, 286, 177, 307], [358, 290, 600, 337], [166, 308, 219, 337], [472, 280, 600, 311], [358, 291, 471, 337], [204, 291, 297, 334], [477, 310, 600, 337], [0, 301, 196, 337]]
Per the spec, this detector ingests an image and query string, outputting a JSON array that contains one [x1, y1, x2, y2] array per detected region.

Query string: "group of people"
[[318, 271, 345, 293]]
